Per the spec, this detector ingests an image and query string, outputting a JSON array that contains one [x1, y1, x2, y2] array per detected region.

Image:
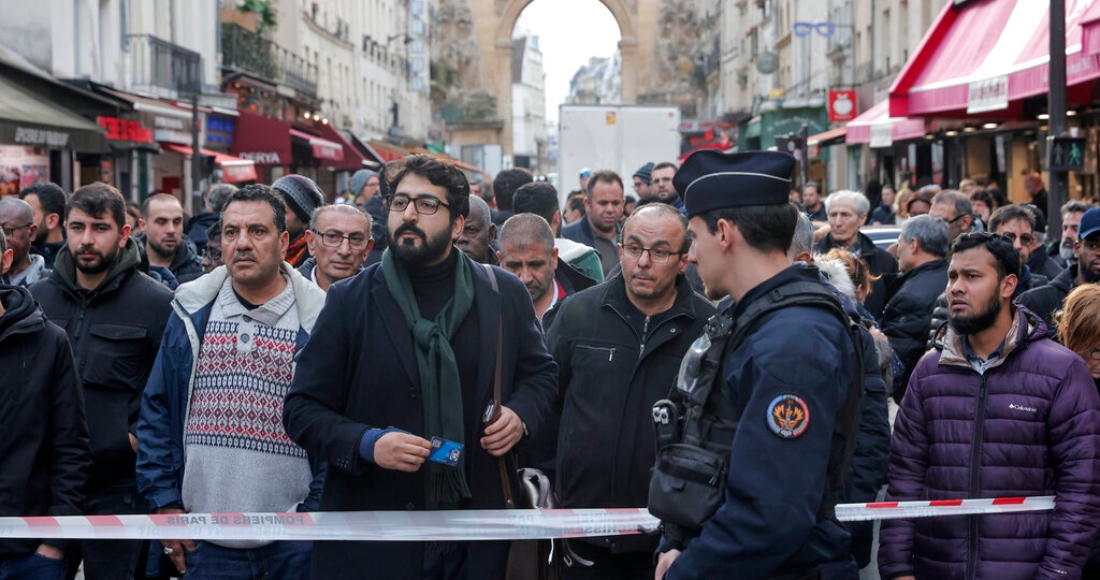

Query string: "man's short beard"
[[148, 240, 177, 259], [949, 293, 1004, 336], [389, 224, 453, 266], [1061, 245, 1076, 262]]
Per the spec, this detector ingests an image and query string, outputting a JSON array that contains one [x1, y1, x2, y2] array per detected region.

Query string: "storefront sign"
[[206, 115, 236, 148], [828, 90, 858, 123], [237, 151, 283, 164], [870, 123, 893, 148], [97, 117, 154, 144], [13, 127, 70, 148], [967, 75, 1009, 114]]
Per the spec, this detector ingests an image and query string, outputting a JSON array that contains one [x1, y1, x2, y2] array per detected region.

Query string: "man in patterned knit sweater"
[[136, 184, 327, 579]]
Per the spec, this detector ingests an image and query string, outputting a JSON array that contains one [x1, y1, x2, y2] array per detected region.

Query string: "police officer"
[[652, 150, 863, 579]]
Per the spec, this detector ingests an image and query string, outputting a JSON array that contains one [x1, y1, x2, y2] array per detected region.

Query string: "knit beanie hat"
[[633, 162, 655, 184], [350, 169, 378, 197], [272, 174, 325, 222]]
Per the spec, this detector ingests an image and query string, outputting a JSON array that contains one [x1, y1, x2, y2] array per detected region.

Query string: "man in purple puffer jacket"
[[879, 231, 1100, 580]]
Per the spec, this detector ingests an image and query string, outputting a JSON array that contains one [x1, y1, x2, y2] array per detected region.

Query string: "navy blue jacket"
[[282, 253, 558, 580], [665, 266, 859, 579]]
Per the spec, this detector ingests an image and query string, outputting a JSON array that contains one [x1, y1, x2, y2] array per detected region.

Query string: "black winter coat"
[[0, 286, 90, 557], [283, 256, 558, 580], [814, 231, 898, 319], [1018, 265, 1079, 338], [30, 241, 173, 491], [545, 274, 713, 553], [881, 259, 948, 398]]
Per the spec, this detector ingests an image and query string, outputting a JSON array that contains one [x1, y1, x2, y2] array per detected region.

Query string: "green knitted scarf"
[[381, 248, 474, 515]]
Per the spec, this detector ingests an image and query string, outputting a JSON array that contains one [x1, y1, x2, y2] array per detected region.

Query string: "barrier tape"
[[0, 509, 659, 542], [0, 497, 1057, 541], [835, 495, 1057, 522]]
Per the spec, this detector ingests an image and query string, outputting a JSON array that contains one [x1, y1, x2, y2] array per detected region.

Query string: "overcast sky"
[[514, 0, 621, 125]]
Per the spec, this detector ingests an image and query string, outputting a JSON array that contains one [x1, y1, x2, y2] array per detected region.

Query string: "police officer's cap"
[[675, 150, 796, 219]]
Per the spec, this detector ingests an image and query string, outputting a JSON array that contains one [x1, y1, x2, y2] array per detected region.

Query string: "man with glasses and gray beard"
[[1021, 206, 1100, 336], [300, 204, 374, 292]]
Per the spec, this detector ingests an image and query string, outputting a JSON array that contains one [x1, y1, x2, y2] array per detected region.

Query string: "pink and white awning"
[[846, 101, 928, 147], [890, 0, 1100, 118]]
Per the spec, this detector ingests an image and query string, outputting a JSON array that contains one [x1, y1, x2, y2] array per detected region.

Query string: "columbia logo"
[[1009, 403, 1038, 413]]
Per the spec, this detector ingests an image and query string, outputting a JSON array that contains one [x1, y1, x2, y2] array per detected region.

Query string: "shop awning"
[[369, 140, 411, 163], [310, 123, 371, 170], [160, 143, 258, 183], [0, 72, 107, 153], [408, 147, 489, 176], [290, 129, 343, 162], [890, 0, 1100, 118], [847, 101, 929, 147], [808, 126, 847, 147], [1083, 0, 1100, 56], [346, 133, 384, 169], [231, 111, 291, 166]]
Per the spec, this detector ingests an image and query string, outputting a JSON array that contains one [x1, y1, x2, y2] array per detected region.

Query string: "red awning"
[[290, 128, 344, 162], [807, 126, 847, 147], [1083, 0, 1100, 56], [846, 101, 929, 146], [890, 0, 1100, 118], [231, 111, 291, 166], [160, 143, 258, 183], [310, 123, 371, 170]]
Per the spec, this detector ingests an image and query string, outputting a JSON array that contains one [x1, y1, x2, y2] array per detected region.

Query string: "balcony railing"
[[127, 34, 202, 98], [221, 23, 318, 99]]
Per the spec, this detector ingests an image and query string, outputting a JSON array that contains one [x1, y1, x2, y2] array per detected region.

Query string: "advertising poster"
[[0, 146, 48, 196]]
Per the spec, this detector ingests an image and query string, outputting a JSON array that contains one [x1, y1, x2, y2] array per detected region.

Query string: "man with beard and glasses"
[[29, 183, 173, 580], [137, 184, 326, 579], [20, 182, 68, 268], [1050, 201, 1093, 269], [879, 231, 1100, 580], [562, 170, 626, 277], [1021, 206, 1100, 337], [546, 203, 712, 579], [283, 155, 557, 580], [134, 194, 204, 285]]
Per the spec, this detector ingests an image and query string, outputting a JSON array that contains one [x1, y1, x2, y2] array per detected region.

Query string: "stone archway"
[[431, 0, 651, 158], [432, 0, 711, 160], [490, 0, 642, 158]]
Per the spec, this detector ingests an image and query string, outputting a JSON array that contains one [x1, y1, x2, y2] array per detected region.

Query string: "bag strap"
[[482, 264, 515, 509]]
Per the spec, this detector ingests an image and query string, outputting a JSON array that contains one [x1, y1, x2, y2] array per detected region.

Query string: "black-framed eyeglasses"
[[1, 222, 32, 238], [942, 214, 967, 225], [312, 229, 371, 250], [1000, 232, 1035, 246], [621, 244, 683, 263], [1089, 348, 1100, 362], [385, 194, 450, 215]]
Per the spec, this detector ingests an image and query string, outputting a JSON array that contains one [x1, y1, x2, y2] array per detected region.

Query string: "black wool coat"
[[283, 254, 558, 580]]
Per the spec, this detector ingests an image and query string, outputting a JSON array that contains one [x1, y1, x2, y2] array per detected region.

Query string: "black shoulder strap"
[[723, 280, 865, 519]]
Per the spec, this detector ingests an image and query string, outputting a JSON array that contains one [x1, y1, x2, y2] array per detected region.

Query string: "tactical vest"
[[649, 281, 865, 545]]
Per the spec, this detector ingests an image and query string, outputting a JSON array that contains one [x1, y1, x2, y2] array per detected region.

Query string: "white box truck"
[[556, 104, 681, 205]]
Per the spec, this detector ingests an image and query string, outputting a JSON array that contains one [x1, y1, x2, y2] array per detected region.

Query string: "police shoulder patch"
[[766, 393, 810, 439]]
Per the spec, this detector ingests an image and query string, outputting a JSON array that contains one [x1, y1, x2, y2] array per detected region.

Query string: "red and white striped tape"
[[834, 495, 1057, 522], [0, 509, 660, 542], [0, 497, 1057, 541]]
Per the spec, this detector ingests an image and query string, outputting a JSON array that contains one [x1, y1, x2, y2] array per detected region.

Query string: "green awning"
[[0, 73, 107, 153], [744, 116, 762, 139]]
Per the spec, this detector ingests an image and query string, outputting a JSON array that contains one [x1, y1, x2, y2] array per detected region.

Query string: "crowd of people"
[[2, 151, 1100, 580]]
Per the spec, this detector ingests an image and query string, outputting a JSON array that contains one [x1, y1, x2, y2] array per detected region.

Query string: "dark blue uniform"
[[664, 266, 859, 579]]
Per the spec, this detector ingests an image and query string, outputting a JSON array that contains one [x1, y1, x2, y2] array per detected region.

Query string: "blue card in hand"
[[429, 437, 463, 466]]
